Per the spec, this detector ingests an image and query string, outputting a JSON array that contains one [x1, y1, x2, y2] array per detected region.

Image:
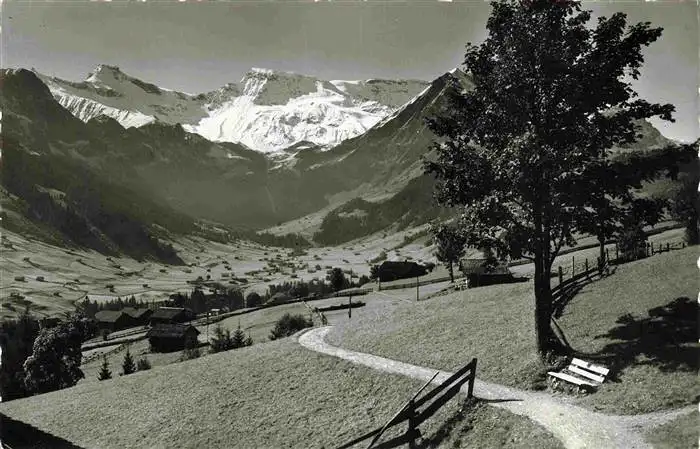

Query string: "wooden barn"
[[122, 307, 153, 325], [376, 261, 428, 282], [149, 307, 196, 326], [146, 324, 200, 352], [459, 257, 514, 288], [94, 311, 138, 332]]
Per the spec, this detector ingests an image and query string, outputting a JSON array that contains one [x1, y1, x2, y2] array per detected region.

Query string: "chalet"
[[122, 307, 153, 325], [376, 261, 428, 282], [459, 257, 514, 288], [149, 307, 196, 326], [94, 311, 138, 332], [146, 324, 200, 352]]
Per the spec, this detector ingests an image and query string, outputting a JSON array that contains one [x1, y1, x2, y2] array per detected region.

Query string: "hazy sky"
[[2, 0, 697, 142]]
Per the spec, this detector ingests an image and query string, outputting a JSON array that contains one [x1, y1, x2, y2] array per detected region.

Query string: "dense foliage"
[[269, 314, 314, 341], [209, 324, 252, 353], [23, 315, 86, 395], [671, 170, 700, 245], [77, 295, 151, 318], [166, 288, 245, 314], [328, 268, 347, 292], [0, 309, 40, 401], [425, 0, 677, 357]]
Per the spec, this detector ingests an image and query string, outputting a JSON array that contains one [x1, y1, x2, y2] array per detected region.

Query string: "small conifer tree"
[[121, 347, 136, 376], [210, 324, 233, 353], [98, 355, 112, 381], [231, 322, 246, 349]]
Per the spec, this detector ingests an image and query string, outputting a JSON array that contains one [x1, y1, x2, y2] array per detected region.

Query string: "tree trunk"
[[448, 261, 454, 283], [534, 210, 557, 360], [533, 254, 555, 358], [598, 235, 606, 272]]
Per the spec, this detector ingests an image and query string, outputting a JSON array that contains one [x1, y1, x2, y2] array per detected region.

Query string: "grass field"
[[0, 338, 562, 449], [328, 245, 698, 414], [645, 409, 699, 449]]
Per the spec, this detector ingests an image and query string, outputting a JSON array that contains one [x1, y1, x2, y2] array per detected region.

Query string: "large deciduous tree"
[[425, 0, 676, 358], [23, 315, 85, 394]]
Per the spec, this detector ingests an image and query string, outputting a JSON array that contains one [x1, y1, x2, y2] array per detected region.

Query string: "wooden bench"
[[547, 358, 609, 393]]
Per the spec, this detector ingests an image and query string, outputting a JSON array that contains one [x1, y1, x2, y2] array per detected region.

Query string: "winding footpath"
[[298, 326, 695, 449]]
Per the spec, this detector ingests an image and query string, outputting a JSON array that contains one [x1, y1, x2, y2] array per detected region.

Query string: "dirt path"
[[298, 326, 695, 449]]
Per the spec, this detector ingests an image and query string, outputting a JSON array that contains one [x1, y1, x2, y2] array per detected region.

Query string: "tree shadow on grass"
[[576, 297, 698, 381], [415, 398, 476, 449], [552, 266, 618, 320], [1, 413, 85, 449]]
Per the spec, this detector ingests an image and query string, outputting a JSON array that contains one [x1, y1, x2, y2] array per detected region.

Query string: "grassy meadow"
[[645, 409, 699, 449], [1, 338, 562, 449], [328, 245, 699, 414]]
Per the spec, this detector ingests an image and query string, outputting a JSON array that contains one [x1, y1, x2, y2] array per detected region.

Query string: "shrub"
[[269, 313, 313, 341], [370, 251, 387, 264], [246, 292, 264, 308], [180, 347, 201, 361], [136, 357, 151, 371], [617, 221, 647, 262]]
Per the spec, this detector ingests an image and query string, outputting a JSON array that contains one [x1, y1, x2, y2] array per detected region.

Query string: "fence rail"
[[551, 239, 687, 300], [336, 358, 477, 449]]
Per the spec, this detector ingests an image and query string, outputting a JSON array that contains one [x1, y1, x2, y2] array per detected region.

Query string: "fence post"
[[585, 258, 589, 277], [416, 276, 419, 302], [650, 242, 654, 255], [407, 400, 418, 449], [666, 243, 670, 252], [605, 248, 610, 265], [467, 358, 477, 398], [558, 266, 563, 285], [348, 296, 352, 319], [572, 256, 575, 276]]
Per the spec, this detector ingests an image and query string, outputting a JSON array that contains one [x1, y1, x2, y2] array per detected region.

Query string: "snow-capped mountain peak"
[[35, 64, 430, 153]]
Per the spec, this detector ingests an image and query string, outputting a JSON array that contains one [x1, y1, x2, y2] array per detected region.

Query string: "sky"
[[2, 0, 697, 142]]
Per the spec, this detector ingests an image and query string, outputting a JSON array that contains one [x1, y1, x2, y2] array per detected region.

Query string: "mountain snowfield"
[[37, 65, 429, 153]]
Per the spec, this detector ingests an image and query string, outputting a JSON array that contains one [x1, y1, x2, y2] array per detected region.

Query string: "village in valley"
[[0, 1, 698, 448]]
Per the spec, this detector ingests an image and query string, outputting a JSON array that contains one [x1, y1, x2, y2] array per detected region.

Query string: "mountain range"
[[0, 65, 684, 261], [37, 65, 430, 153]]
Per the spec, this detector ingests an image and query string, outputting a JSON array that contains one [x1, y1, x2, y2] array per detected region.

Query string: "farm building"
[[94, 311, 138, 332], [459, 257, 514, 288], [375, 261, 428, 282], [122, 307, 153, 325], [146, 324, 200, 352], [149, 307, 196, 326]]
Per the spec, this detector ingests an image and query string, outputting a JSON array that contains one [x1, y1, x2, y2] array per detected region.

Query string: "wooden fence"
[[83, 341, 133, 364], [552, 239, 687, 299], [336, 358, 477, 449]]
